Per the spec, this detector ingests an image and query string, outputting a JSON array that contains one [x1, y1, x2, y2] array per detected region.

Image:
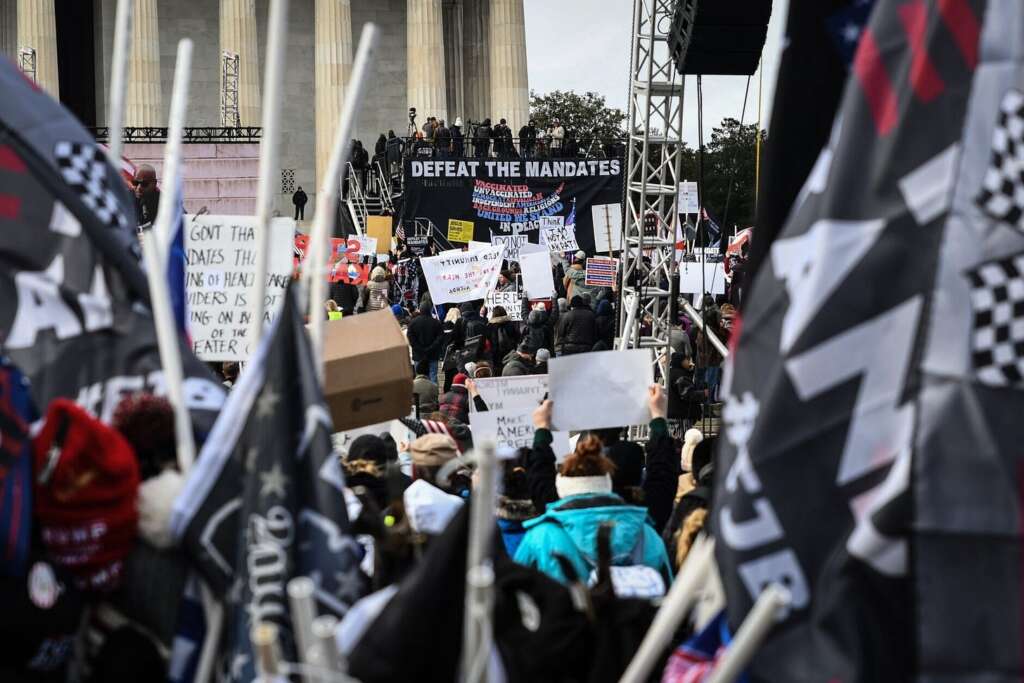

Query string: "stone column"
[[1, 0, 16, 62], [314, 0, 353, 189], [489, 0, 529, 134], [442, 0, 463, 123], [16, 0, 59, 99], [125, 0, 162, 127], [461, 0, 488, 123], [407, 0, 447, 126], [220, 0, 261, 126]]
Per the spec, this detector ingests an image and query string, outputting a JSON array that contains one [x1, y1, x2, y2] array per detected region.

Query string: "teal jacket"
[[513, 492, 673, 586]]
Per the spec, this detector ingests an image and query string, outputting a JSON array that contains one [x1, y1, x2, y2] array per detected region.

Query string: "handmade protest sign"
[[485, 289, 524, 321], [678, 181, 700, 214], [365, 215, 393, 252], [355, 234, 378, 256], [585, 256, 618, 288], [542, 224, 579, 253], [519, 249, 555, 299], [470, 410, 572, 463], [592, 203, 623, 253], [549, 349, 653, 431], [420, 245, 504, 304], [186, 215, 294, 361], [678, 261, 726, 295], [448, 218, 474, 243], [473, 375, 548, 412]]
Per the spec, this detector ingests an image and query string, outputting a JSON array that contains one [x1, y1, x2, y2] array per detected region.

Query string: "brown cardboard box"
[[322, 309, 412, 431]]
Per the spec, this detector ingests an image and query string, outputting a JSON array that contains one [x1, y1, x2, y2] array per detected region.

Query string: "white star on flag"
[[259, 463, 288, 499], [256, 387, 280, 419]]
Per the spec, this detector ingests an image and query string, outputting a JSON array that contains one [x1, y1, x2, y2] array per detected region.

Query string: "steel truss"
[[620, 0, 696, 385], [221, 51, 241, 127]]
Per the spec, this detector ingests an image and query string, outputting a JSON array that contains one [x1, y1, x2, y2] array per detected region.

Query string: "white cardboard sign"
[[519, 249, 555, 299], [355, 234, 378, 256], [678, 261, 726, 295], [185, 215, 295, 361], [470, 410, 572, 463], [542, 225, 579, 253], [548, 349, 653, 431], [678, 181, 700, 214], [592, 203, 623, 253], [420, 245, 504, 304], [473, 375, 548, 413], [485, 289, 524, 321]]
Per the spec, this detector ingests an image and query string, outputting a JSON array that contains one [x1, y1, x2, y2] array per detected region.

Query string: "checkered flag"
[[965, 252, 1024, 386], [976, 89, 1024, 228], [53, 141, 129, 231]]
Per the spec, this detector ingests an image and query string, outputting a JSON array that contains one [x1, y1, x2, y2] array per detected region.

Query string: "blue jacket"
[[513, 492, 673, 585]]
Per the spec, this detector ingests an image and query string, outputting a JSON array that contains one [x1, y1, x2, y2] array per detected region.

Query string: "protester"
[[385, 129, 403, 177], [439, 372, 471, 424], [292, 185, 308, 220], [514, 399, 673, 588], [413, 360, 440, 415], [342, 434, 405, 511], [404, 434, 466, 536], [435, 118, 452, 158], [524, 305, 554, 354], [133, 163, 160, 227], [594, 299, 616, 350], [555, 295, 598, 355], [563, 250, 600, 302], [519, 119, 538, 158], [502, 341, 536, 376], [534, 348, 550, 374], [361, 265, 391, 312], [548, 118, 565, 156], [473, 118, 492, 158], [486, 305, 521, 372], [406, 301, 444, 380], [497, 455, 540, 556], [326, 299, 343, 320]]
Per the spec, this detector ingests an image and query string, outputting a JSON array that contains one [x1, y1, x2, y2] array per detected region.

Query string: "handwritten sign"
[[473, 375, 548, 412], [355, 234, 378, 257], [585, 256, 618, 288], [678, 181, 700, 214], [447, 218, 474, 243], [470, 410, 572, 462], [491, 233, 528, 262], [420, 245, 504, 304], [485, 289, 524, 321], [541, 224, 579, 253], [186, 215, 295, 361]]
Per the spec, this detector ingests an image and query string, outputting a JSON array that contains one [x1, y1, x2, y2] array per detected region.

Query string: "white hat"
[[454, 116, 463, 127]]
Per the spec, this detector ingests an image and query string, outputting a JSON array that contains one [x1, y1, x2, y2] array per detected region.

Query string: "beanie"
[[535, 348, 551, 363], [410, 433, 459, 467], [33, 400, 140, 591], [347, 434, 388, 466], [451, 373, 468, 389]]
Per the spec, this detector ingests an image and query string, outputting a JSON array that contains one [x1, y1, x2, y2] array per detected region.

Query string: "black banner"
[[399, 158, 624, 255]]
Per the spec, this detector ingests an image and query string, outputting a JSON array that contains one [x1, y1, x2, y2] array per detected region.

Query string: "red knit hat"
[[33, 399, 140, 591], [451, 373, 468, 388]]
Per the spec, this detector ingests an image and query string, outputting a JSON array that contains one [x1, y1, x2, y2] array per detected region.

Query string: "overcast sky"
[[523, 0, 789, 146]]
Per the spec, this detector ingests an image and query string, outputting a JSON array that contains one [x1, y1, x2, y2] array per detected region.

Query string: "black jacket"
[[642, 418, 682, 534], [519, 124, 537, 144], [555, 305, 597, 355], [406, 312, 444, 362], [526, 431, 559, 513], [385, 136, 403, 162], [292, 189, 308, 207], [524, 308, 552, 354], [486, 316, 521, 369], [329, 281, 361, 316]]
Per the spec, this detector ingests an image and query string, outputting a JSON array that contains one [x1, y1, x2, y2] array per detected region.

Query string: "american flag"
[[584, 256, 618, 288]]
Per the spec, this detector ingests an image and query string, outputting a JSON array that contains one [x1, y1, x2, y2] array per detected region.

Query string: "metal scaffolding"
[[18, 46, 36, 83], [220, 50, 241, 127], [620, 0, 697, 383]]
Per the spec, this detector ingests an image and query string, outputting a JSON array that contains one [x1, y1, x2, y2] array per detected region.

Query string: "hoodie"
[[513, 493, 672, 586]]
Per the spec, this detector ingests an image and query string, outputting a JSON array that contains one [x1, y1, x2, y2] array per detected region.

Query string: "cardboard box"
[[322, 310, 412, 431]]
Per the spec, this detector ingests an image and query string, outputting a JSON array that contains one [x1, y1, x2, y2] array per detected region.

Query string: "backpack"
[[496, 325, 516, 360]]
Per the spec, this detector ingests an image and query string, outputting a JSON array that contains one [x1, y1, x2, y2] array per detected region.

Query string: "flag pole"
[[144, 38, 197, 474], [706, 584, 789, 683], [619, 536, 716, 683], [106, 0, 132, 165], [249, 0, 290, 348], [304, 24, 380, 373], [755, 60, 763, 216]]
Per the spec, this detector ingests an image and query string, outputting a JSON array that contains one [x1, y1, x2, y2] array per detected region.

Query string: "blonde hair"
[[325, 299, 339, 312], [444, 307, 462, 324]]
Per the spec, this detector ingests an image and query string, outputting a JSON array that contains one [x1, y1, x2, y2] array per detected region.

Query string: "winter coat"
[[456, 310, 487, 346], [514, 492, 673, 586], [439, 386, 470, 424], [595, 300, 616, 349], [642, 418, 683, 534], [524, 308, 553, 354], [564, 264, 600, 302], [292, 189, 308, 207], [385, 136, 403, 163], [486, 316, 520, 369], [501, 350, 535, 377], [496, 496, 538, 557], [412, 375, 439, 415], [330, 281, 360, 316], [555, 305, 597, 355], [406, 312, 444, 362], [364, 279, 390, 312]]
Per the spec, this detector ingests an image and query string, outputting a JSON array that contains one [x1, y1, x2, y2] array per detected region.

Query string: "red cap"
[[33, 399, 140, 591], [451, 373, 468, 388]]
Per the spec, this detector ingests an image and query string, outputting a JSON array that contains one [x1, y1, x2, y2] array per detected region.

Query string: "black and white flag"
[[0, 58, 224, 431], [171, 287, 365, 681]]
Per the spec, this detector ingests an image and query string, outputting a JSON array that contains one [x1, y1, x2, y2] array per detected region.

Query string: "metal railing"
[[344, 160, 369, 232], [88, 126, 262, 143], [397, 134, 627, 161]]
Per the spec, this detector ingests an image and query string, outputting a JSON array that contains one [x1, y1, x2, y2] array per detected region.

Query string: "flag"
[[566, 198, 576, 228], [660, 612, 745, 683], [748, 0, 877, 289], [0, 361, 35, 577], [167, 182, 189, 337], [171, 286, 365, 682], [0, 58, 224, 432], [713, 0, 1013, 680], [699, 207, 722, 249]]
